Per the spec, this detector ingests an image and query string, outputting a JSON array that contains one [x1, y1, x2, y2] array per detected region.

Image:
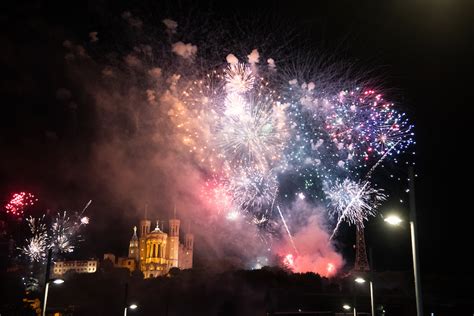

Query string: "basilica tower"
[[184, 232, 194, 268], [128, 226, 139, 261], [142, 221, 168, 278], [139, 219, 151, 269], [167, 216, 180, 268], [178, 224, 194, 270]]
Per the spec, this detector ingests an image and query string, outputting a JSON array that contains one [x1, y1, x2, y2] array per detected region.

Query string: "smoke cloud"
[[162, 19, 178, 33], [247, 49, 260, 64], [275, 201, 343, 277], [226, 54, 239, 64], [172, 42, 197, 60]]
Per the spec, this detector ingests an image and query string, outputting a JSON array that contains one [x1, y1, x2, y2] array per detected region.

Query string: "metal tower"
[[354, 224, 370, 272]]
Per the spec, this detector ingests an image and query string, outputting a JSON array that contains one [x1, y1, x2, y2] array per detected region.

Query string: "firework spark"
[[4, 192, 38, 218], [224, 63, 255, 94], [277, 205, 298, 254], [20, 216, 48, 262], [217, 85, 288, 171], [324, 89, 414, 162], [51, 212, 75, 253], [325, 179, 386, 238], [227, 168, 278, 211], [19, 202, 91, 262]]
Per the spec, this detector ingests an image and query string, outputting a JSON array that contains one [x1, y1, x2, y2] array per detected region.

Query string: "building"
[[136, 215, 194, 278], [108, 214, 194, 278], [103, 253, 137, 272], [53, 260, 98, 276]]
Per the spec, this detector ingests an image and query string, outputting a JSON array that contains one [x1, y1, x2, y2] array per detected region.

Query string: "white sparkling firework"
[[51, 210, 90, 254], [20, 202, 91, 262], [20, 216, 48, 262], [218, 93, 288, 171], [324, 179, 386, 227], [224, 63, 255, 94], [51, 212, 76, 253], [227, 168, 278, 211]]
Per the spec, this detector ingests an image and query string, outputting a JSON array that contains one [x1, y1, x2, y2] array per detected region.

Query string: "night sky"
[[1, 0, 473, 279]]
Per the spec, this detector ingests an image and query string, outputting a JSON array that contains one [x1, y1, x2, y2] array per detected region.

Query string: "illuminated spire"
[[133, 226, 137, 237]]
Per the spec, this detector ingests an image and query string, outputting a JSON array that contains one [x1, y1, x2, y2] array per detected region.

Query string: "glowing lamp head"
[[343, 304, 351, 310], [384, 214, 402, 226], [354, 277, 366, 284], [129, 304, 138, 310], [52, 278, 64, 285]]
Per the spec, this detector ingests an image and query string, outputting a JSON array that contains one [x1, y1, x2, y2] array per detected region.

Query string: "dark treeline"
[[2, 264, 423, 316], [2, 264, 473, 315]]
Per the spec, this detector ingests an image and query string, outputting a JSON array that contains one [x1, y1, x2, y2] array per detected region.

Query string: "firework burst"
[[73, 16, 416, 275], [51, 212, 76, 253], [4, 192, 38, 218], [20, 216, 48, 262], [218, 92, 288, 171], [224, 63, 255, 94], [324, 89, 414, 162], [227, 168, 278, 212], [19, 202, 91, 262], [324, 178, 386, 230]]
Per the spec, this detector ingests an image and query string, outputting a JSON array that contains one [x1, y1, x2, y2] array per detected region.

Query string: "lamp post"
[[342, 304, 353, 315], [369, 248, 375, 316], [42, 277, 64, 316], [123, 283, 138, 316], [369, 280, 374, 316], [42, 249, 64, 316], [123, 283, 128, 316], [354, 277, 374, 316], [384, 167, 423, 316]]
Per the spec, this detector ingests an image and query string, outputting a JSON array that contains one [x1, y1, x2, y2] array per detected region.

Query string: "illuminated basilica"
[[126, 215, 194, 278]]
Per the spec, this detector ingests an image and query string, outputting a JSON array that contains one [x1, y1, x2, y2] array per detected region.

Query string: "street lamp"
[[354, 277, 366, 284], [384, 214, 402, 226], [382, 167, 423, 316], [42, 278, 64, 316], [125, 303, 138, 314], [52, 279, 64, 285], [123, 283, 139, 316], [354, 277, 375, 316], [124, 303, 138, 315], [42, 248, 65, 316], [344, 302, 356, 316], [384, 211, 423, 316]]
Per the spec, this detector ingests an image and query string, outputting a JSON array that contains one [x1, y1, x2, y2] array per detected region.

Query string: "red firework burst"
[[4, 192, 38, 218]]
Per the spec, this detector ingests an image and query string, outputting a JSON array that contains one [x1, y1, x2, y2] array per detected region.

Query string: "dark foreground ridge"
[[2, 264, 472, 315]]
